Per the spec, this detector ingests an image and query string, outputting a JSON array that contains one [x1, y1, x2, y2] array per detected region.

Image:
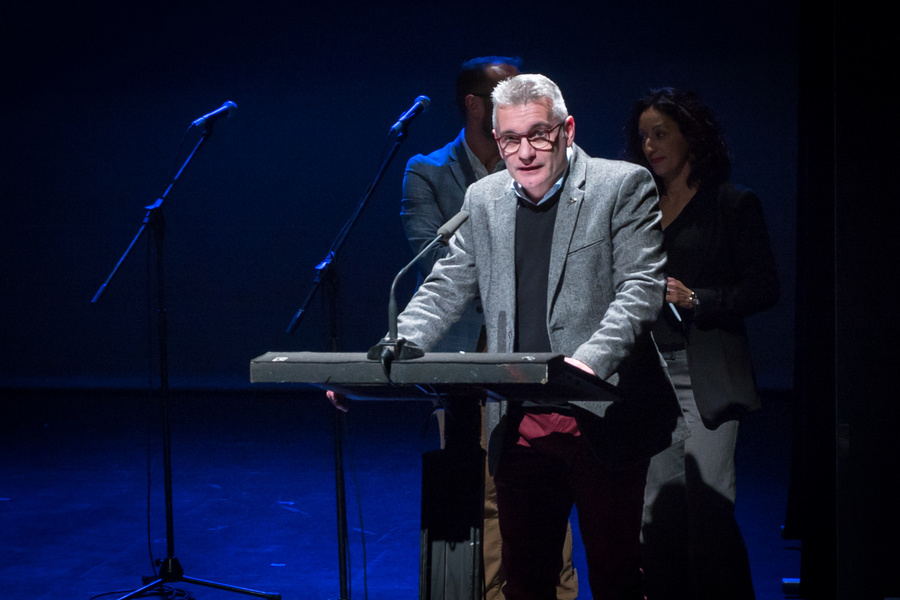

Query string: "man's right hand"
[[326, 390, 349, 412]]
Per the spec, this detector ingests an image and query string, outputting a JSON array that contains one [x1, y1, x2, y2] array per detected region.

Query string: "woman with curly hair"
[[624, 88, 779, 600]]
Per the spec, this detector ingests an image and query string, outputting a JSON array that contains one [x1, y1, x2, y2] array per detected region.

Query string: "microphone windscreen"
[[437, 210, 469, 242]]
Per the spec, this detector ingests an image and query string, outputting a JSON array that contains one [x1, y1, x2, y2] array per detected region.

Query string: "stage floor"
[[1, 387, 799, 599]]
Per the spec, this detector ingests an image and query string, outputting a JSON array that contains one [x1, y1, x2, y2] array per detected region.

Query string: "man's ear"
[[464, 94, 484, 118], [564, 115, 576, 147]]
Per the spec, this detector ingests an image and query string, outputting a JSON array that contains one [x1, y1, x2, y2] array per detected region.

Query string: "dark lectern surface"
[[250, 351, 619, 402]]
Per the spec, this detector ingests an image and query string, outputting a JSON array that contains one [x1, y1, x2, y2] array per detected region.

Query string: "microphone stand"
[[284, 119, 417, 600], [93, 120, 280, 600]]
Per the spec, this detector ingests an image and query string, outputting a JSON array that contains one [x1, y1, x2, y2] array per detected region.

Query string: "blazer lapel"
[[493, 186, 519, 352], [548, 147, 587, 310], [449, 131, 477, 195]]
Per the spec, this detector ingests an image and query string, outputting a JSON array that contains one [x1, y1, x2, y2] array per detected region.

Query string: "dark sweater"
[[513, 189, 561, 353]]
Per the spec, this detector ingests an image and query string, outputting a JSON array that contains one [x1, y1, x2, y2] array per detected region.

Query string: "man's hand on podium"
[[326, 390, 349, 412], [564, 356, 596, 376]]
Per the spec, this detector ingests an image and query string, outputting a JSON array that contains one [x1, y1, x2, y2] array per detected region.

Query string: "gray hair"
[[491, 74, 569, 130]]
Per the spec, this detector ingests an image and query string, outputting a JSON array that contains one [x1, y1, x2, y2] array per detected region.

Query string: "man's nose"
[[517, 139, 537, 160]]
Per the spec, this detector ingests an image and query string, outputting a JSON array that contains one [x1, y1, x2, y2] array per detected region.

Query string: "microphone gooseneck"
[[367, 210, 470, 372]]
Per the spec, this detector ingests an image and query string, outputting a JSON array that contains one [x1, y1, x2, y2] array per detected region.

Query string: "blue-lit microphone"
[[191, 101, 237, 129], [390, 96, 430, 134]]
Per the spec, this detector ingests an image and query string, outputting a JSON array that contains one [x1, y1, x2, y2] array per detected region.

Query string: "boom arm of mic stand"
[[91, 130, 210, 304], [285, 131, 409, 335]]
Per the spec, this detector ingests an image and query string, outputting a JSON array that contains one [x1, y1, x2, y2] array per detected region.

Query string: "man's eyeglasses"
[[494, 122, 564, 153]]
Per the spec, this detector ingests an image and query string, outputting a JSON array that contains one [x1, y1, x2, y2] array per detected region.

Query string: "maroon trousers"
[[494, 432, 649, 600]]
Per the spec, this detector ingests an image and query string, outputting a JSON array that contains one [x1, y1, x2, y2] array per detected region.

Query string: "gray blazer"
[[398, 145, 686, 469]]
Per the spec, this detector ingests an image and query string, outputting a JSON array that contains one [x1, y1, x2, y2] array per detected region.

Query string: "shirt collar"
[[462, 128, 505, 180]]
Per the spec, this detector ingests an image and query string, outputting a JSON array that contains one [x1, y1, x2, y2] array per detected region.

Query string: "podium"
[[250, 351, 621, 599], [249, 351, 618, 401]]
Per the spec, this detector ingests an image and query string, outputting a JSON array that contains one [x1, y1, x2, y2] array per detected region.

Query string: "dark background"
[[3, 1, 898, 599], [0, 0, 797, 391]]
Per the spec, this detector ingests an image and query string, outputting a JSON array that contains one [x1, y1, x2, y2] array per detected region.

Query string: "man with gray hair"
[[401, 57, 579, 600], [340, 73, 683, 599]]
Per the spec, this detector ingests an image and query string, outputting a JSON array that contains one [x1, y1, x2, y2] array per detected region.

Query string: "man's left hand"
[[564, 356, 596, 376]]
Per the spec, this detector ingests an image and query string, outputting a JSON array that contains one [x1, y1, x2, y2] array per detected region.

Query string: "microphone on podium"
[[367, 210, 470, 366]]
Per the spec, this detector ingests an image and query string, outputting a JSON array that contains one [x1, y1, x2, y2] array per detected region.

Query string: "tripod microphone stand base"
[[117, 556, 282, 600]]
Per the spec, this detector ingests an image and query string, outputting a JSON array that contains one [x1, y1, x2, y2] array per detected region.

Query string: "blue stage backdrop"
[[1, 0, 798, 391]]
